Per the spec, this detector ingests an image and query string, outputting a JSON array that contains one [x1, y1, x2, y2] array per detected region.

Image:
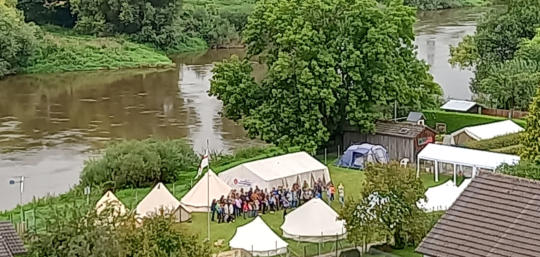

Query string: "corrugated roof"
[[0, 222, 25, 256], [416, 172, 540, 257], [375, 121, 431, 139], [440, 100, 479, 112], [406, 112, 425, 122]]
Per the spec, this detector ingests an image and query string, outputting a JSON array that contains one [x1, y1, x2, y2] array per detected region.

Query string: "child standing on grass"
[[338, 183, 345, 206]]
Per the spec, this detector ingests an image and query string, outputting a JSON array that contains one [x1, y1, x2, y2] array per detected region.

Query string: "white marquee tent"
[[95, 190, 127, 216], [180, 169, 232, 212], [418, 179, 472, 212], [218, 152, 330, 190], [451, 120, 523, 145], [281, 198, 346, 242], [135, 182, 183, 220], [229, 216, 288, 256], [416, 144, 520, 183]]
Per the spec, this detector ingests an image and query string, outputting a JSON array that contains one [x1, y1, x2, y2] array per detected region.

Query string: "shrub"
[[465, 133, 522, 151], [498, 160, 540, 180], [80, 139, 198, 189], [423, 110, 526, 133], [0, 0, 38, 78]]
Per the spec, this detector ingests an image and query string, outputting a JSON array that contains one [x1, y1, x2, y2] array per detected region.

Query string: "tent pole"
[[416, 158, 420, 178], [434, 161, 439, 182], [453, 164, 457, 186]]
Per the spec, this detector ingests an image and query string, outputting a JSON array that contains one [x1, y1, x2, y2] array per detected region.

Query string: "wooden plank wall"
[[343, 132, 415, 162]]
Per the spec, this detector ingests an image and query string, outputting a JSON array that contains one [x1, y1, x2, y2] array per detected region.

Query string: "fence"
[[481, 108, 529, 119]]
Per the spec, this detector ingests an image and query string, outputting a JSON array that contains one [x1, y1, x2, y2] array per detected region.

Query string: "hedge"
[[422, 110, 526, 133]]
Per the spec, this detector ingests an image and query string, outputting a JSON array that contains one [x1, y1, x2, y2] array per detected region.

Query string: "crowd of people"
[[210, 179, 345, 223]]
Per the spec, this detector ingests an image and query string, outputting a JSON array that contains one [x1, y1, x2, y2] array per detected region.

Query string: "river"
[[0, 8, 485, 211]]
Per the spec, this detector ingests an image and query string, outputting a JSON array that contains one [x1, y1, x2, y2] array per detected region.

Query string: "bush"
[[498, 160, 540, 180], [17, 0, 75, 27], [423, 110, 526, 133], [80, 139, 198, 189], [181, 5, 238, 48], [465, 133, 522, 151], [0, 0, 38, 78]]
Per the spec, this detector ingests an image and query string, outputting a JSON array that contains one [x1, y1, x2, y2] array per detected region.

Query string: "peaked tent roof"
[[95, 190, 128, 216], [417, 144, 519, 170], [416, 172, 540, 257], [0, 221, 25, 256], [136, 182, 180, 219], [180, 169, 232, 212], [451, 120, 523, 141], [230, 216, 288, 256], [239, 152, 327, 181], [281, 198, 346, 242], [440, 100, 479, 112]]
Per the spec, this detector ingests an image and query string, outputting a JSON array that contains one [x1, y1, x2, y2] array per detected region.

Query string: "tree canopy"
[[341, 163, 434, 249], [210, 0, 441, 151], [450, 0, 540, 110], [520, 88, 540, 163]]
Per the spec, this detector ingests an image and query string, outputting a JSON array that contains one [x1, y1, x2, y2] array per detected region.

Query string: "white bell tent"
[[281, 198, 346, 242], [229, 216, 288, 256], [95, 190, 127, 216], [218, 152, 330, 190], [135, 182, 185, 221], [180, 169, 232, 212]]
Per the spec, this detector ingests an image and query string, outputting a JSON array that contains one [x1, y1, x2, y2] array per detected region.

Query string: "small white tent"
[[229, 217, 288, 256], [180, 169, 232, 212], [219, 152, 330, 190], [281, 198, 346, 242], [135, 182, 183, 221], [451, 120, 523, 145], [95, 190, 127, 216]]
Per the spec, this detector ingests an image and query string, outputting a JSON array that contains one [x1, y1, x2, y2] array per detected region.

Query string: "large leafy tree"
[[210, 0, 441, 151], [341, 163, 431, 249], [450, 0, 540, 109]]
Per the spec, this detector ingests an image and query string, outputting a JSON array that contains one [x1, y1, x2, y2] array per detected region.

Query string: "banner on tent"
[[233, 178, 253, 187]]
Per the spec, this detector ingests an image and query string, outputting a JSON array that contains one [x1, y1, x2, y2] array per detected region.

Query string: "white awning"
[[417, 144, 520, 170], [451, 120, 523, 141], [441, 100, 478, 112]]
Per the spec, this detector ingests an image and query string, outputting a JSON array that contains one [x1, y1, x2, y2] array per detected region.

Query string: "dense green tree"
[[450, 0, 540, 108], [521, 88, 540, 163], [341, 163, 429, 249], [210, 0, 441, 151], [80, 139, 198, 189], [17, 0, 75, 27], [0, 0, 38, 78]]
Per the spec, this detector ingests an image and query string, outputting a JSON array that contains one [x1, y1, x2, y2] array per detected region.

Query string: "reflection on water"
[[0, 9, 489, 210]]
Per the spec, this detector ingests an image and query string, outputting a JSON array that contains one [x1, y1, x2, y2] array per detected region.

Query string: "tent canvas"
[[451, 120, 523, 144], [135, 182, 181, 221], [417, 179, 472, 212], [219, 152, 330, 190], [95, 190, 128, 216], [337, 143, 389, 169], [174, 203, 192, 222], [180, 169, 232, 212], [281, 198, 346, 242], [229, 216, 288, 256]]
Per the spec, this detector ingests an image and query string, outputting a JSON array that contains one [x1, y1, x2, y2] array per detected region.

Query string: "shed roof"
[[406, 112, 425, 122], [417, 144, 519, 170], [375, 121, 433, 139], [416, 172, 540, 257], [440, 100, 479, 112], [0, 222, 26, 257]]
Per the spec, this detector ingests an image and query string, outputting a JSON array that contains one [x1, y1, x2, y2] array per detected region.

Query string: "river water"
[[0, 8, 484, 211]]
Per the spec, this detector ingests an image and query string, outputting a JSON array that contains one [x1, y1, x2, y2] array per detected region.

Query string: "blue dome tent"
[[337, 143, 389, 169]]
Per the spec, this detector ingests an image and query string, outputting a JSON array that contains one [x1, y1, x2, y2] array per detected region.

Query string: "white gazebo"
[[229, 216, 288, 256], [281, 198, 346, 242], [416, 144, 520, 184]]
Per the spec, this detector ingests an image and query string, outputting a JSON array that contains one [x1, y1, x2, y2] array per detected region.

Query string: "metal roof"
[[416, 172, 540, 257], [406, 112, 425, 122], [0, 222, 25, 257], [440, 100, 479, 112]]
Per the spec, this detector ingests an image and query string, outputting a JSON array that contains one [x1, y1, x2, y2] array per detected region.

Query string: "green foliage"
[[498, 160, 540, 180], [465, 132, 521, 151], [404, 0, 485, 10], [23, 27, 174, 74], [17, 0, 75, 27], [181, 5, 238, 48], [342, 163, 428, 249], [521, 88, 540, 163], [211, 0, 441, 151], [80, 139, 198, 189], [422, 110, 526, 133], [27, 204, 211, 257], [0, 0, 38, 78]]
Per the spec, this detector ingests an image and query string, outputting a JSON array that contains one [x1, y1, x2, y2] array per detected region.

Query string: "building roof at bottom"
[[416, 172, 540, 257], [0, 222, 25, 256]]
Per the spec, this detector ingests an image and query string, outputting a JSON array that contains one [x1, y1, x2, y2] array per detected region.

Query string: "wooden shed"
[[343, 121, 436, 162]]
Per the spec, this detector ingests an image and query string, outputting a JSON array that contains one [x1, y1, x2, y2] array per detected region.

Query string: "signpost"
[[84, 186, 91, 205], [9, 176, 26, 223]]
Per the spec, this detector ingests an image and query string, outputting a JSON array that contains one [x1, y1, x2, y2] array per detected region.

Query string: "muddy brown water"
[[0, 8, 485, 211]]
